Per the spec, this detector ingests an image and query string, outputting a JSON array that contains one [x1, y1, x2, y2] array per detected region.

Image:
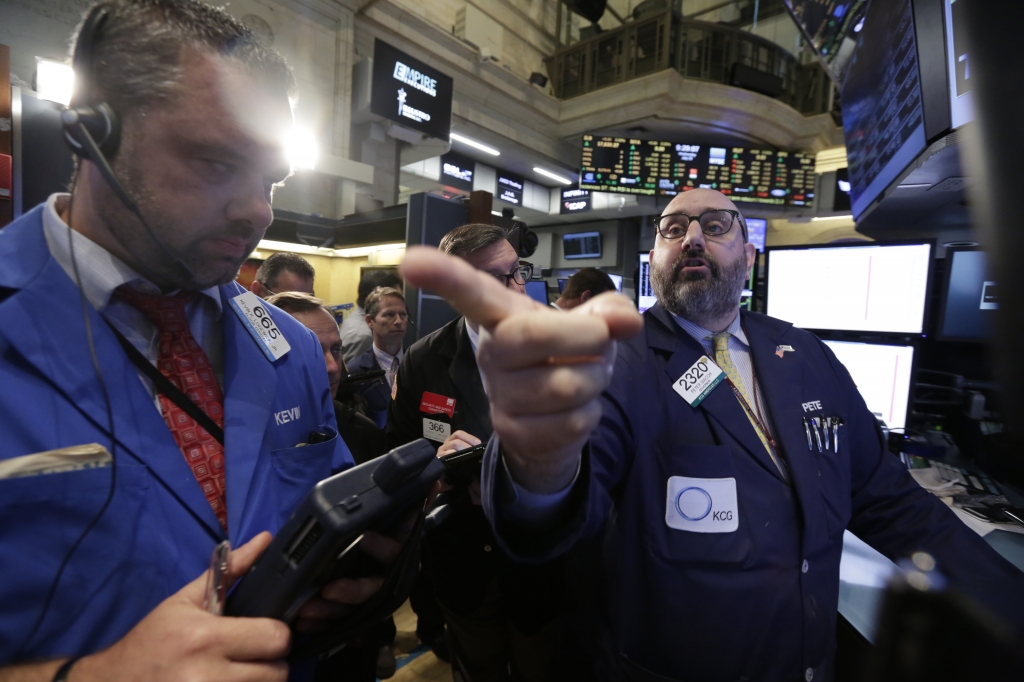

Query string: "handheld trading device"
[[225, 438, 445, 660]]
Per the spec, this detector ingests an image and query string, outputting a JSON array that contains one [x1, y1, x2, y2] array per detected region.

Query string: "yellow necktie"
[[709, 333, 788, 480]]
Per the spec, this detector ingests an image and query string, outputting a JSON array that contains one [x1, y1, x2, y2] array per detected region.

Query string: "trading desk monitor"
[[607, 273, 623, 292], [637, 252, 657, 313], [766, 242, 932, 334], [841, 0, 927, 219], [525, 280, 549, 306], [746, 218, 767, 253], [823, 340, 914, 430], [937, 248, 996, 341], [563, 231, 602, 260]]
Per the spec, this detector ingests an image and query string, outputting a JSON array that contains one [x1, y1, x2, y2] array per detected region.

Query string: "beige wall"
[[255, 246, 370, 307], [766, 217, 870, 247]]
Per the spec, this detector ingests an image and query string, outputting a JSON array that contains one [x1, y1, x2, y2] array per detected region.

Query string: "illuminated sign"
[[371, 39, 453, 140], [440, 151, 474, 191], [560, 188, 591, 214], [497, 173, 523, 205]]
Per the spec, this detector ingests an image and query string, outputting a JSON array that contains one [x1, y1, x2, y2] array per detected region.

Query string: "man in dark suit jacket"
[[347, 286, 408, 429], [386, 224, 564, 682]]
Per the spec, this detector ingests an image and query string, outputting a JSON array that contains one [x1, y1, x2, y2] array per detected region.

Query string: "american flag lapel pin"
[[775, 344, 795, 358]]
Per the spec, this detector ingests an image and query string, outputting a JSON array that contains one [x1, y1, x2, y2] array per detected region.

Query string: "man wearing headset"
[[0, 1, 392, 680]]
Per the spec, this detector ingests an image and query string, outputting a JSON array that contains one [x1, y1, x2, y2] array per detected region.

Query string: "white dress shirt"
[[42, 193, 225, 403], [372, 343, 403, 391]]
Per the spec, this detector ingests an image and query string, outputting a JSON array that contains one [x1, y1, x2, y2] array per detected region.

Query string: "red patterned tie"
[[115, 286, 228, 531]]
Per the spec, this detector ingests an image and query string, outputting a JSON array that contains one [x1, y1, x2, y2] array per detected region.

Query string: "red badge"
[[420, 391, 455, 418]]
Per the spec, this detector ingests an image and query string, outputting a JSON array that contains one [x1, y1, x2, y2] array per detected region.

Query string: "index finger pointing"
[[400, 247, 538, 329]]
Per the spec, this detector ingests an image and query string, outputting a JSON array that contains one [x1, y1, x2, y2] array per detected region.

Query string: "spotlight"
[[36, 59, 75, 106], [285, 127, 318, 171]]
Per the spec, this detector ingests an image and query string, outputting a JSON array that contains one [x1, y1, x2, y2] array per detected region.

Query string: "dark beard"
[[94, 130, 253, 291], [650, 248, 749, 326]]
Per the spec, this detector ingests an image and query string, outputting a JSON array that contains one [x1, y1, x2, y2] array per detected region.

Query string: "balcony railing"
[[545, 14, 834, 116]]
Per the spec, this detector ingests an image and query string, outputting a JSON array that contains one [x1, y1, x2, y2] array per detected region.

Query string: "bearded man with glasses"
[[393, 188, 1024, 682], [385, 223, 566, 681]]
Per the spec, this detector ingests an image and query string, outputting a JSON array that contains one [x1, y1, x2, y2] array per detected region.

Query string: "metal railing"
[[545, 14, 834, 116]]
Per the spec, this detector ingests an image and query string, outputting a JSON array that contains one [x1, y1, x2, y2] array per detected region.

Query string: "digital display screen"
[[525, 281, 549, 306], [823, 340, 914, 430], [637, 252, 657, 313], [579, 135, 815, 206], [766, 242, 932, 334], [945, 0, 974, 129], [563, 231, 602, 260], [370, 39, 453, 141], [579, 136, 671, 195], [938, 248, 996, 341], [497, 174, 524, 205], [700, 147, 815, 206], [842, 0, 926, 219], [745, 218, 768, 253]]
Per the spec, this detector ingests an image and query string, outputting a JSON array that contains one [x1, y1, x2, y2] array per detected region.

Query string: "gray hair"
[[70, 0, 296, 122], [438, 223, 509, 259]]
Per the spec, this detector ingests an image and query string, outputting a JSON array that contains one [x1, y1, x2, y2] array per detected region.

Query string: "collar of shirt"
[[372, 343, 403, 370], [668, 310, 748, 349], [465, 317, 482, 356], [41, 193, 223, 315]]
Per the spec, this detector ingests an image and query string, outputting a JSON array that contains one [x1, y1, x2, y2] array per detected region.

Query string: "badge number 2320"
[[681, 359, 711, 391], [672, 355, 724, 408]]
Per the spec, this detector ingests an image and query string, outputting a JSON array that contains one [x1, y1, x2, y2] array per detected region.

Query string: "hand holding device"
[[399, 247, 643, 494], [73, 532, 290, 682]]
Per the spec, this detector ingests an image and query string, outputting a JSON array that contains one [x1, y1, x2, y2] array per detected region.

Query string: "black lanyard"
[[106, 322, 226, 445]]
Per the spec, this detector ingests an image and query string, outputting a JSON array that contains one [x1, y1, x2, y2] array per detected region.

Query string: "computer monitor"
[[607, 273, 623, 292], [563, 231, 602, 260], [637, 252, 657, 313], [525, 280, 549, 306], [745, 218, 767, 253], [557, 278, 568, 293], [822, 340, 915, 430], [936, 247, 996, 342], [765, 241, 933, 334]]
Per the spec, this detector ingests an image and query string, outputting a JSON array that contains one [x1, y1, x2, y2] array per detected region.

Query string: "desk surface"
[[838, 527, 1024, 643]]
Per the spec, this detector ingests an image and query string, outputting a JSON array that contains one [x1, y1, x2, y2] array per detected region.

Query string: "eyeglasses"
[[494, 261, 534, 287], [654, 209, 745, 241]]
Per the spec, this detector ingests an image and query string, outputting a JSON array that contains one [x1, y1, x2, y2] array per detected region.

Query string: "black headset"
[[63, 5, 122, 161]]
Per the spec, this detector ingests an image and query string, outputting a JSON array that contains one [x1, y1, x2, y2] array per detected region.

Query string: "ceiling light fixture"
[[533, 167, 572, 185], [811, 215, 854, 221], [450, 132, 500, 156]]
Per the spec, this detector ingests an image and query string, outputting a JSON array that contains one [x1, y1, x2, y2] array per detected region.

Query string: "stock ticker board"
[[579, 134, 816, 207]]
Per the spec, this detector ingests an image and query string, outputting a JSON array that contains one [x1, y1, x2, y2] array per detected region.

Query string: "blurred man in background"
[[551, 267, 617, 310], [250, 251, 316, 298]]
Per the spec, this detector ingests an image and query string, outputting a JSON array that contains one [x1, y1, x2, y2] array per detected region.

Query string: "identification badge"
[[422, 418, 451, 442], [420, 391, 455, 418], [665, 476, 738, 533], [672, 356, 725, 407], [229, 291, 291, 362]]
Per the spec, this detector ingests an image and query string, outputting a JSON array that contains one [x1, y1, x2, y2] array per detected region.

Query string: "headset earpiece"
[[64, 5, 122, 160], [63, 103, 121, 159]]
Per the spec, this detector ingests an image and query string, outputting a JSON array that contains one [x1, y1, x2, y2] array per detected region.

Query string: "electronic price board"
[[579, 134, 815, 206], [579, 135, 672, 195], [701, 147, 815, 206]]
